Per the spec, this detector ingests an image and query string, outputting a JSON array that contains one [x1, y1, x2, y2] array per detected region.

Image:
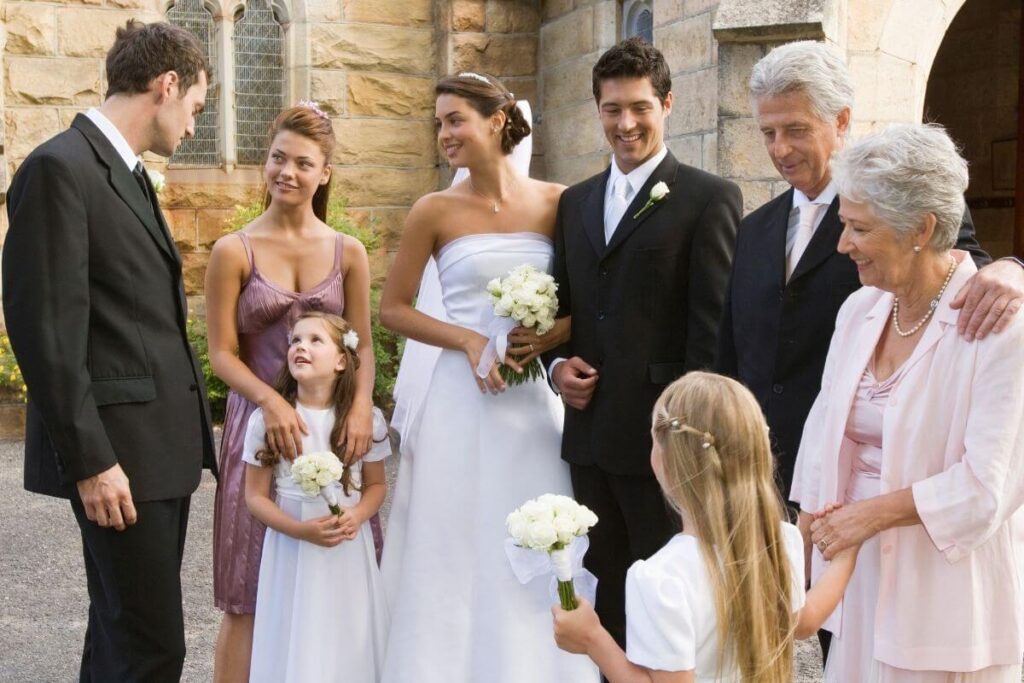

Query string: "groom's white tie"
[[604, 176, 631, 244]]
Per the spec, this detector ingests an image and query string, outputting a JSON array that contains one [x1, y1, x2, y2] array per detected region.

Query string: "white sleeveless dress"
[[381, 232, 600, 682]]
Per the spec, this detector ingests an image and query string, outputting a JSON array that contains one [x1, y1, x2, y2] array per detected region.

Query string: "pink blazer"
[[791, 253, 1024, 672]]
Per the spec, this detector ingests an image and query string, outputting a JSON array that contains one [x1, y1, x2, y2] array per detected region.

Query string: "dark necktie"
[[133, 161, 153, 207]]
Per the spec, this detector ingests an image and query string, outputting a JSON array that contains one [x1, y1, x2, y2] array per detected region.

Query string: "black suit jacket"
[[717, 189, 990, 499], [547, 152, 742, 476], [3, 114, 216, 501]]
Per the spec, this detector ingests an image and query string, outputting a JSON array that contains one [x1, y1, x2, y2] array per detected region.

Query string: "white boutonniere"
[[632, 181, 669, 219], [146, 168, 166, 194]]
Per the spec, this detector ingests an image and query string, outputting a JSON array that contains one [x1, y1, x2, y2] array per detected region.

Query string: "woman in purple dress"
[[205, 104, 376, 682]]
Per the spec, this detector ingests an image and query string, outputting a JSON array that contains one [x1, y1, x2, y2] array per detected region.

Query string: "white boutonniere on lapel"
[[146, 168, 166, 195], [632, 181, 669, 219]]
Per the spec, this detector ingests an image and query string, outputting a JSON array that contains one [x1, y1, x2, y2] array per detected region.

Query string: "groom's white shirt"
[[85, 108, 141, 172], [549, 146, 668, 388]]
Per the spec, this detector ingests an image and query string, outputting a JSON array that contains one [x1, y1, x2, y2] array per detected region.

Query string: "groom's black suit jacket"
[[3, 114, 216, 501], [717, 189, 990, 501], [548, 152, 742, 476]]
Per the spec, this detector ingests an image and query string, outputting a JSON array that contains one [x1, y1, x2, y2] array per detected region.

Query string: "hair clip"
[[506, 91, 515, 100], [296, 99, 330, 121], [667, 416, 716, 449], [342, 330, 359, 352], [458, 72, 492, 86]]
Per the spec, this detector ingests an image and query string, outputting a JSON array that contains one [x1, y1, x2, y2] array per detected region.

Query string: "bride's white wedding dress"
[[381, 231, 599, 683]]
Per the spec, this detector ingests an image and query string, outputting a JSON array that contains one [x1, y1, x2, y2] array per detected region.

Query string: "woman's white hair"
[[749, 41, 854, 123], [832, 124, 968, 250]]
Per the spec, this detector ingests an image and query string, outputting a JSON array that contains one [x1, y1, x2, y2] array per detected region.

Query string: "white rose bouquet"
[[506, 494, 598, 610], [479, 264, 559, 385], [290, 451, 345, 516]]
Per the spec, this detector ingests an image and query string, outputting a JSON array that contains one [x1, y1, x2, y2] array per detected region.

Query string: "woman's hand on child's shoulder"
[[551, 597, 601, 655], [300, 514, 348, 548]]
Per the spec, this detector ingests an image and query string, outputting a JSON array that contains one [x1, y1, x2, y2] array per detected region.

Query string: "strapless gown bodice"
[[435, 232, 554, 335]]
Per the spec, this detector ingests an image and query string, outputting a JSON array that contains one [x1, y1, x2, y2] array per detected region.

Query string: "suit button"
[[599, 268, 608, 277], [189, 383, 198, 392], [772, 383, 783, 394], [597, 311, 606, 320]]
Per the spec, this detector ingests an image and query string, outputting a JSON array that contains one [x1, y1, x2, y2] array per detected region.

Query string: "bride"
[[379, 73, 599, 682]]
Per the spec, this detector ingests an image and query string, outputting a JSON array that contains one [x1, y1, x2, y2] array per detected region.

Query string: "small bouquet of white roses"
[[505, 494, 598, 610], [478, 264, 559, 385], [290, 451, 345, 516]]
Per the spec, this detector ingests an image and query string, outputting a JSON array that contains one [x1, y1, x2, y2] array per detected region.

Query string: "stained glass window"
[[233, 0, 285, 165], [167, 0, 220, 166]]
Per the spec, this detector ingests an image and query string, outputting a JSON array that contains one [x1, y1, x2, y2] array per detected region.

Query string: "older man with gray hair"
[[715, 40, 1024, 659]]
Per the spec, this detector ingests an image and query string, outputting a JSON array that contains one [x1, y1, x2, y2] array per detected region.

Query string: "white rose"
[[506, 510, 529, 542], [519, 499, 554, 523], [650, 181, 669, 201], [525, 520, 558, 549], [146, 168, 166, 194], [553, 514, 579, 544], [575, 505, 599, 533]]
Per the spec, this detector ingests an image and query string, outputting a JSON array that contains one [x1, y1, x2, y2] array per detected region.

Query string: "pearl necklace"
[[468, 176, 515, 213], [891, 255, 957, 337]]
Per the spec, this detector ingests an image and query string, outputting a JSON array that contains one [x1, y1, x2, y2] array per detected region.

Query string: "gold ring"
[[818, 540, 827, 552]]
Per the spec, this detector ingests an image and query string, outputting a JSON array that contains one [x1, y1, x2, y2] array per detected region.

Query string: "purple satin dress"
[[212, 232, 382, 614]]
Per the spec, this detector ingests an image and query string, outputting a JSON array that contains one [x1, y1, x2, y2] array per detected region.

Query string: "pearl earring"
[[913, 245, 922, 253]]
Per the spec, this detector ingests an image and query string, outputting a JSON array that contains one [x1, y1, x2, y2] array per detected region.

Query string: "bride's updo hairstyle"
[[435, 72, 531, 154]]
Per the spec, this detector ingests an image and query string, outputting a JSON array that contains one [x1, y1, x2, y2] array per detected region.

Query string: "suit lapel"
[[790, 196, 841, 283], [581, 168, 610, 258], [604, 153, 679, 257], [72, 115, 180, 266]]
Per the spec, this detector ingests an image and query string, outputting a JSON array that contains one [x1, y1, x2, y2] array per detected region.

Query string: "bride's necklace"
[[891, 255, 957, 337], [468, 176, 515, 213]]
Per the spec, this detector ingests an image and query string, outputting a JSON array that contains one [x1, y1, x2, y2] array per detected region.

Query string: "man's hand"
[[951, 259, 1024, 341], [552, 357, 598, 410], [76, 463, 136, 531]]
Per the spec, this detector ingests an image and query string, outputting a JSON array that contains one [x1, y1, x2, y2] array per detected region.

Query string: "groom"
[[547, 38, 742, 645], [3, 21, 215, 681]]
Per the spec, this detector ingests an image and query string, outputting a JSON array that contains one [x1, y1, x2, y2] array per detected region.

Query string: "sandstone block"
[[311, 24, 434, 76], [6, 57, 102, 105], [669, 67, 717, 135], [654, 0, 685, 25], [486, 0, 540, 33], [5, 4, 56, 55], [332, 167, 438, 206], [667, 134, 702, 169], [107, 0, 148, 8], [656, 12, 712, 73], [717, 43, 764, 118], [307, 0, 344, 21], [59, 8, 132, 58], [734, 179, 773, 215], [541, 8, 594, 66], [847, 52, 918, 124], [311, 70, 347, 116], [182, 252, 209, 296], [452, 0, 485, 31], [683, 0, 719, 16], [702, 131, 718, 174], [348, 74, 434, 118], [542, 0, 574, 21], [197, 209, 236, 247], [164, 209, 197, 250], [542, 100, 606, 159], [345, 0, 432, 27], [543, 58, 597, 110], [348, 207, 409, 256], [878, 0, 946, 64], [161, 182, 261, 210], [546, 151, 608, 186], [333, 119, 436, 167], [5, 108, 61, 160], [718, 116, 776, 180], [59, 108, 90, 128], [450, 34, 537, 77], [847, 0, 889, 51], [592, 0, 617, 49]]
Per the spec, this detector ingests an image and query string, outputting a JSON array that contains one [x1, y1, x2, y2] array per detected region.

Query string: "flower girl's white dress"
[[381, 232, 600, 682], [243, 403, 390, 683]]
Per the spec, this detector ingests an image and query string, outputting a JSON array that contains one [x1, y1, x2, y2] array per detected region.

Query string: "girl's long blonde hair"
[[652, 372, 794, 682]]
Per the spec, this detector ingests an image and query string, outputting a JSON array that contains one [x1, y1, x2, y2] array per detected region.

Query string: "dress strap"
[[333, 233, 344, 272], [236, 232, 255, 270]]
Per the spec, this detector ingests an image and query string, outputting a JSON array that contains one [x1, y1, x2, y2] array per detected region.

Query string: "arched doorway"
[[923, 0, 1022, 258]]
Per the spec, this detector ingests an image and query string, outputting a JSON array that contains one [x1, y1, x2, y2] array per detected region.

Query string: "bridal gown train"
[[381, 232, 600, 683]]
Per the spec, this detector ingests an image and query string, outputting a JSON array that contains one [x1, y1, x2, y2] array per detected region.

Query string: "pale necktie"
[[604, 176, 631, 244], [786, 202, 825, 281]]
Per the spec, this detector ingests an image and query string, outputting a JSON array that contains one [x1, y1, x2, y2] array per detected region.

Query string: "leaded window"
[[622, 0, 654, 44], [167, 0, 220, 166], [233, 0, 285, 165]]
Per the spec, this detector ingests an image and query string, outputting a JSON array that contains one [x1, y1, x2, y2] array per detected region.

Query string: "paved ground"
[[0, 436, 823, 682]]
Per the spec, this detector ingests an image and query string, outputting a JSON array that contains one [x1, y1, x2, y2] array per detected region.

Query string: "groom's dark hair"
[[105, 20, 210, 99], [592, 37, 672, 104]]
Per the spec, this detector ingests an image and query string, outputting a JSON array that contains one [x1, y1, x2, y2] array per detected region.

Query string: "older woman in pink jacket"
[[791, 123, 1024, 682]]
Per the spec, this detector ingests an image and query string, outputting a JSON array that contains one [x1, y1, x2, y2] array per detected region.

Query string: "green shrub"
[[0, 334, 27, 403], [186, 317, 230, 423]]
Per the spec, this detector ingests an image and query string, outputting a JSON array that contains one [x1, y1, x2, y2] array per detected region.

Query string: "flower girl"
[[243, 311, 389, 683], [552, 371, 858, 682]]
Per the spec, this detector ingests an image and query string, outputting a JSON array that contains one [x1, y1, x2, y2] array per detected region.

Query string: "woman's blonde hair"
[[652, 371, 794, 682]]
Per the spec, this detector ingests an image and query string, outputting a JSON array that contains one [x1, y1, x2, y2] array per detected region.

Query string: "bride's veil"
[[390, 100, 534, 444]]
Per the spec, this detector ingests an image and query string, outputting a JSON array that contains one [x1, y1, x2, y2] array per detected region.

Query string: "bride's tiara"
[[458, 71, 492, 85]]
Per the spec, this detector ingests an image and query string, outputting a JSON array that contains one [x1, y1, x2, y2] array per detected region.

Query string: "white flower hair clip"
[[342, 330, 359, 352], [297, 99, 330, 121]]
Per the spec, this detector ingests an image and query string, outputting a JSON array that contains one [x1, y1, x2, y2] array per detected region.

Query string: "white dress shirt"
[[786, 180, 837, 277], [85, 107, 141, 172]]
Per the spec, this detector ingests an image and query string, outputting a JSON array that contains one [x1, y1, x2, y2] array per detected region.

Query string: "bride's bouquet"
[[479, 264, 559, 385], [506, 494, 598, 610], [291, 451, 344, 516]]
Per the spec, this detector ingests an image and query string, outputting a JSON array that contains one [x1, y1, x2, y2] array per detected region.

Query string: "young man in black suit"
[[546, 38, 742, 646], [3, 21, 215, 681], [716, 40, 1024, 660]]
